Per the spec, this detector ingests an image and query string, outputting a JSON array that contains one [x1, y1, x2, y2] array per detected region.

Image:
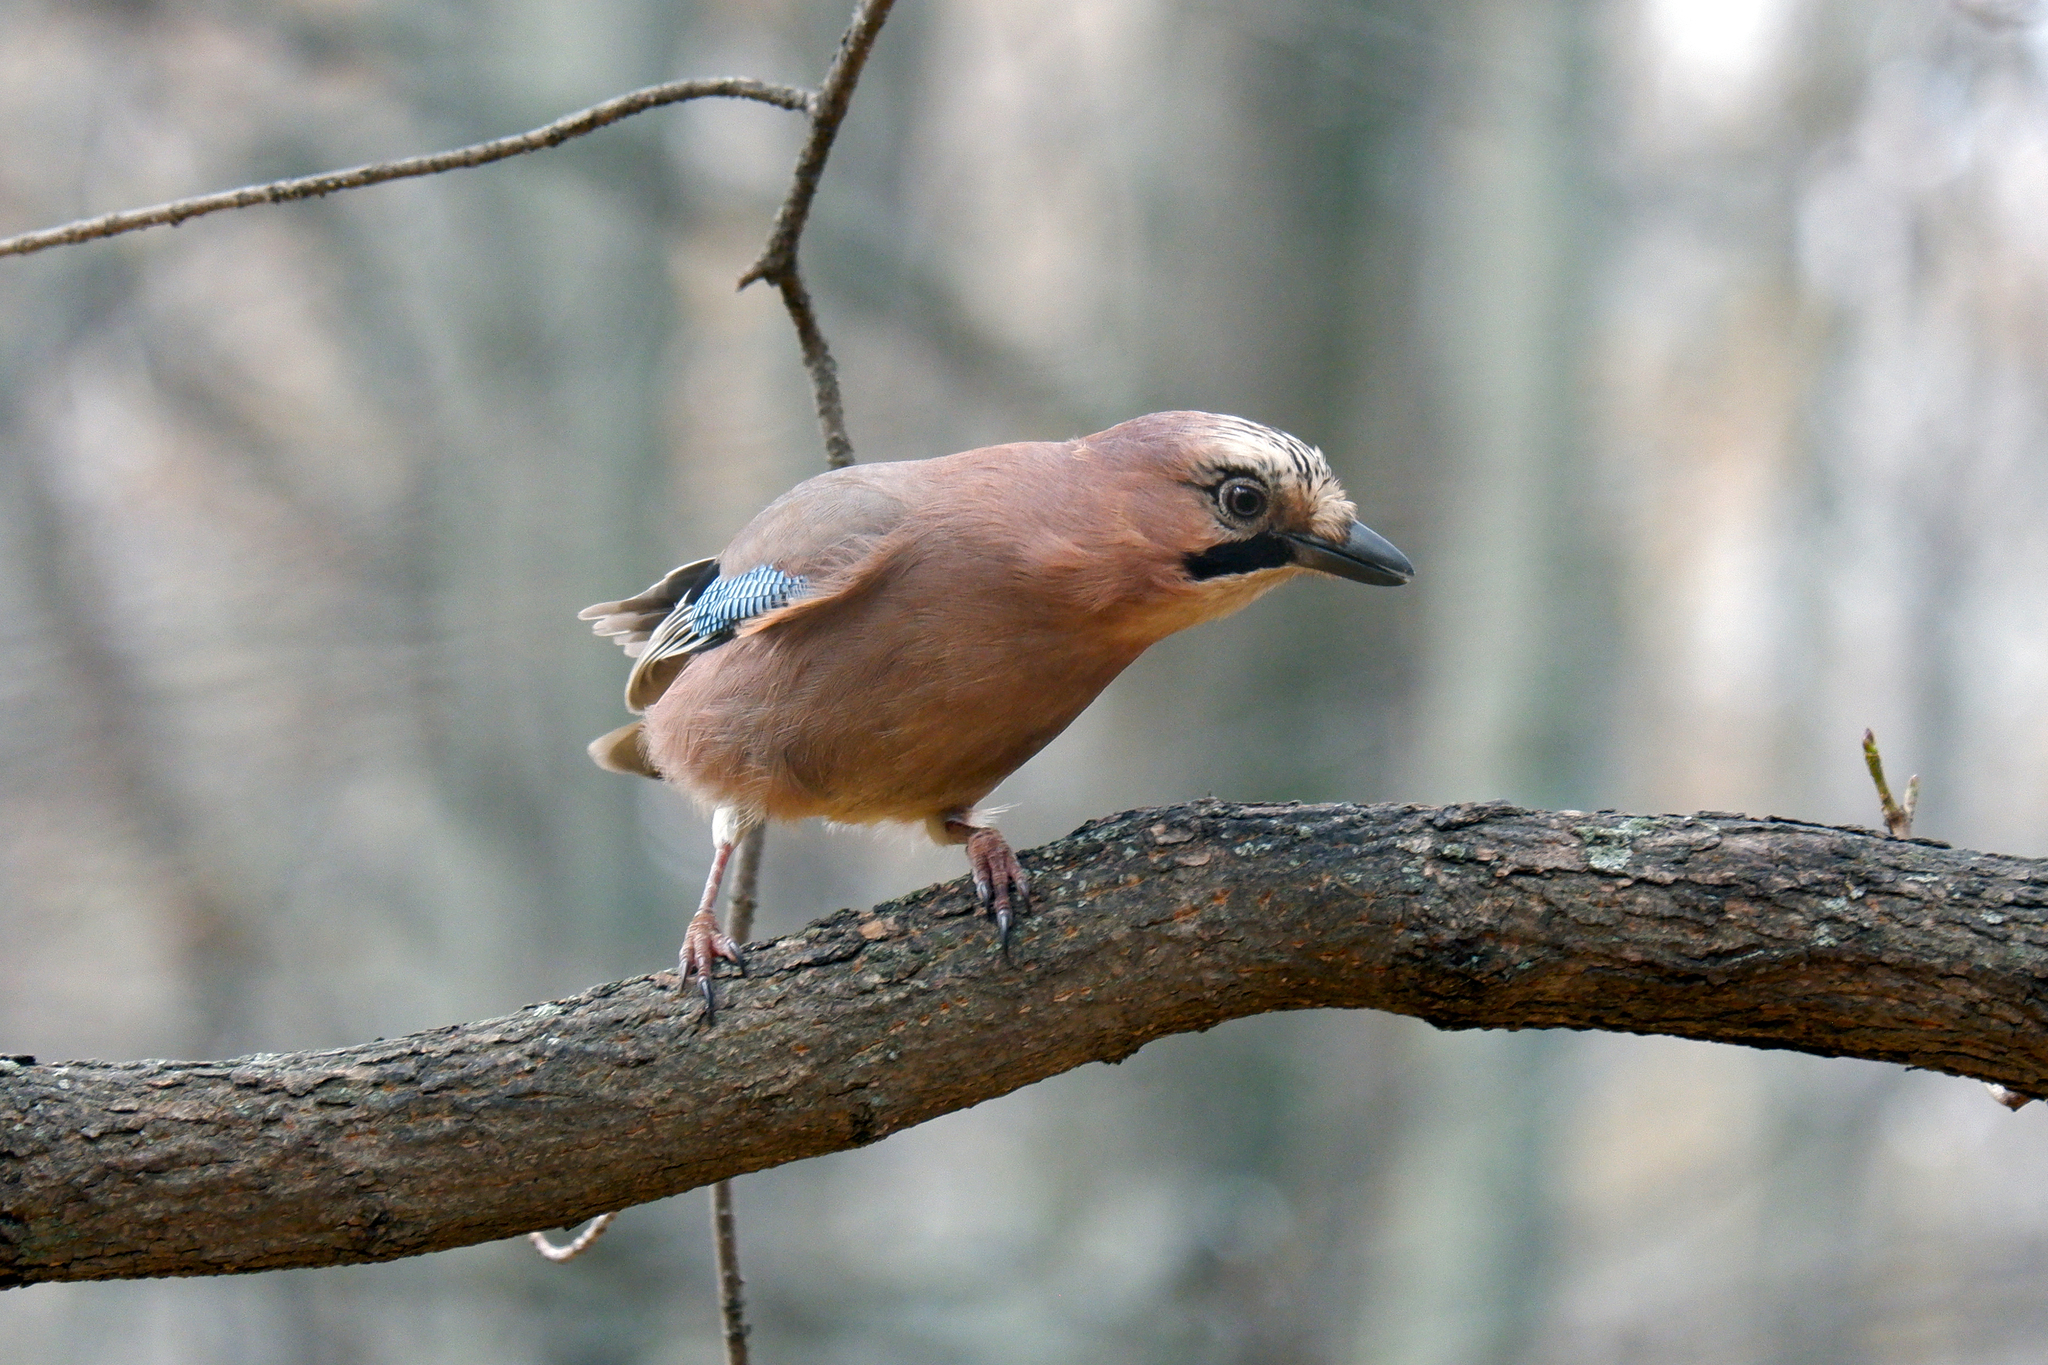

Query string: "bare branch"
[[0, 77, 811, 260], [710, 823, 766, 1363], [710, 1182, 751, 1363], [740, 0, 901, 466], [726, 824, 768, 946], [777, 272, 856, 468], [739, 0, 899, 291], [0, 1, 893, 467], [6, 800, 2046, 1289]]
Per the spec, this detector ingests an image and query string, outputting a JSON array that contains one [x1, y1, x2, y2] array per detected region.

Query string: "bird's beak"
[[1284, 521, 1414, 586]]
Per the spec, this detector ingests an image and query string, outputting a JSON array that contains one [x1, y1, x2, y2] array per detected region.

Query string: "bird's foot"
[[678, 909, 745, 1020], [961, 826, 1030, 956]]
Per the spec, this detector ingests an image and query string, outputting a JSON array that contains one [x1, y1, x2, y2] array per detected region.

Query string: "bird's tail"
[[588, 722, 661, 778]]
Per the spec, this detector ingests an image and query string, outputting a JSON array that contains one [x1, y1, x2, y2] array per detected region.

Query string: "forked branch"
[[0, 0, 895, 471], [0, 79, 809, 259], [738, 0, 901, 467]]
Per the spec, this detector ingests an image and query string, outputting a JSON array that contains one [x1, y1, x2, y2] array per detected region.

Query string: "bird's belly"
[[641, 619, 1134, 826]]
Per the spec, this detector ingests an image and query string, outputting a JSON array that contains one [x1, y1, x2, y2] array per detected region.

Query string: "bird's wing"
[[578, 557, 719, 654], [620, 563, 812, 710], [584, 465, 922, 712]]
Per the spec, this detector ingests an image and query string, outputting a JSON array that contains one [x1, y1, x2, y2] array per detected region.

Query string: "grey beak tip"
[[1286, 522, 1414, 587]]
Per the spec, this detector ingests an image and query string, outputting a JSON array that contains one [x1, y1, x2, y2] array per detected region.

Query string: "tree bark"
[[5, 799, 2046, 1288]]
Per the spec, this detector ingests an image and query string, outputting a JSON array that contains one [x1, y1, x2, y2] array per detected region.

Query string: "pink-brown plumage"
[[580, 411, 1411, 1005]]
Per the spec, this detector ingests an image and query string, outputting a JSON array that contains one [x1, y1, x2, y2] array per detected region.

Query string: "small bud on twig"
[[1861, 729, 1918, 838]]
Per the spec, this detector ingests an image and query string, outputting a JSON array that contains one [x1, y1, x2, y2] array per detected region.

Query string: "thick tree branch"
[[0, 78, 811, 259], [6, 799, 2046, 1289]]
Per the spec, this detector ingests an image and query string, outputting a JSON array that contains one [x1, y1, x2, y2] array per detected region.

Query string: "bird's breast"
[[640, 586, 1142, 826]]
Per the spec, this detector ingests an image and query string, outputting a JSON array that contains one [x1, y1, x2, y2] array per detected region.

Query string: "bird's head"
[[1077, 411, 1412, 635]]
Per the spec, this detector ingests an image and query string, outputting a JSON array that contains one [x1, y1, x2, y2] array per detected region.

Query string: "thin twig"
[[739, 0, 900, 467], [725, 824, 767, 946], [710, 1183, 750, 1362], [527, 0, 893, 1296], [1861, 728, 1919, 838], [0, 77, 811, 260], [738, 0, 897, 289], [700, 7, 903, 1335], [778, 273, 854, 468], [708, 824, 766, 1364]]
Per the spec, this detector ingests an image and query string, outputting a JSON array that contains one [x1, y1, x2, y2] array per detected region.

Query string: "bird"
[[578, 410, 1412, 1013]]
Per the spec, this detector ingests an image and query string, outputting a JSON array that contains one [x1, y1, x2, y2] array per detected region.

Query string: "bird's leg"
[[680, 809, 751, 1018], [942, 815, 1030, 955]]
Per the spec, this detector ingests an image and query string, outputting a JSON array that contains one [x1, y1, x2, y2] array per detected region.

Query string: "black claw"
[[700, 972, 717, 1023], [996, 905, 1014, 961], [732, 948, 748, 978], [973, 875, 991, 903]]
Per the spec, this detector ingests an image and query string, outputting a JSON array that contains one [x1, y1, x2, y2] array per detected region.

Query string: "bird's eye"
[[1218, 478, 1267, 521]]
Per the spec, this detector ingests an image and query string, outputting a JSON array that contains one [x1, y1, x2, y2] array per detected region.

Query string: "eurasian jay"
[[579, 410, 1411, 1011]]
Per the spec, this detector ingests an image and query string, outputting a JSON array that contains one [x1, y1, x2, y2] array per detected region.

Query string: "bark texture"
[[5, 799, 2046, 1288]]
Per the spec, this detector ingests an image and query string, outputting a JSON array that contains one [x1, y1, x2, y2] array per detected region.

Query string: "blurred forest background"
[[5, 0, 2048, 1361]]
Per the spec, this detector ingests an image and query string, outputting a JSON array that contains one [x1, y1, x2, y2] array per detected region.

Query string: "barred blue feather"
[[685, 565, 807, 644]]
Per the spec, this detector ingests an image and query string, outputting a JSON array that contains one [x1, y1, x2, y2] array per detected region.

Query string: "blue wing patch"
[[684, 564, 808, 645], [611, 561, 808, 710]]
